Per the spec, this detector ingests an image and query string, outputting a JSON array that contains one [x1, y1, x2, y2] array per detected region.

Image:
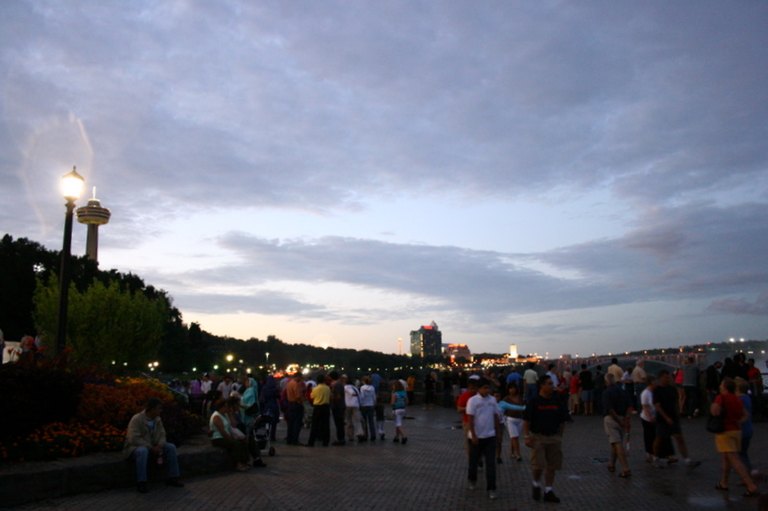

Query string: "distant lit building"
[[445, 343, 472, 360], [410, 321, 442, 358], [509, 344, 518, 359]]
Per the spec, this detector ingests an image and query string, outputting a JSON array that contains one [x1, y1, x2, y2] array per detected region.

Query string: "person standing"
[[652, 369, 700, 468], [344, 375, 365, 442], [594, 365, 606, 415], [734, 377, 756, 478], [608, 358, 624, 382], [285, 373, 305, 445], [329, 371, 347, 446], [523, 362, 539, 403], [499, 383, 525, 460], [260, 375, 280, 442], [458, 377, 480, 461], [705, 361, 724, 404], [406, 373, 416, 406], [391, 380, 408, 444], [640, 374, 676, 464], [578, 364, 594, 416], [602, 373, 631, 478], [632, 360, 647, 411], [359, 376, 377, 441], [307, 374, 331, 447], [523, 374, 569, 504], [123, 398, 184, 493], [682, 357, 700, 418], [466, 378, 503, 500]]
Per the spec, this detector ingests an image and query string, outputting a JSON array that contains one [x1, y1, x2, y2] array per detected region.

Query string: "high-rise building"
[[410, 321, 442, 358]]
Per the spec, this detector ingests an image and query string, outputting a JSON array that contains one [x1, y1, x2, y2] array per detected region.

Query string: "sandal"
[[618, 471, 632, 478], [714, 483, 729, 491], [743, 489, 760, 498], [607, 465, 616, 473]]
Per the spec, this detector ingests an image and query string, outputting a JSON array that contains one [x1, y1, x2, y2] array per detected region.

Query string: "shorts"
[[568, 394, 580, 408], [603, 416, 624, 444], [655, 420, 682, 440], [529, 433, 563, 471], [394, 408, 405, 427], [581, 389, 594, 402], [505, 417, 523, 438], [715, 430, 741, 453]]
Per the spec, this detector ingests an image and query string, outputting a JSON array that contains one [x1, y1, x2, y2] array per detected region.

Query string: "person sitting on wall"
[[123, 397, 184, 493]]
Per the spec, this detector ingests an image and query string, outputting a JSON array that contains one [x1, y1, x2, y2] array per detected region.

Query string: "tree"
[[33, 277, 166, 368], [0, 234, 102, 342]]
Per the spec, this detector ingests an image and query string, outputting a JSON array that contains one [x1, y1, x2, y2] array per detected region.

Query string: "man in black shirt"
[[523, 374, 569, 504], [578, 364, 594, 416], [652, 369, 700, 468]]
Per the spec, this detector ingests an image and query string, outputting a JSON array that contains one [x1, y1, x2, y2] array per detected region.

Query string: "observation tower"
[[76, 187, 111, 262]]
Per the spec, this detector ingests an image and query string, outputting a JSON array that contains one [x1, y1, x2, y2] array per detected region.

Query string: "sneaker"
[[488, 490, 498, 500], [532, 485, 541, 501], [652, 459, 665, 469], [137, 482, 149, 494], [468, 481, 476, 490], [543, 490, 560, 503]]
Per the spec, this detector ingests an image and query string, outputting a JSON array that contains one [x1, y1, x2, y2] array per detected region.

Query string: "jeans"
[[131, 443, 180, 482], [525, 384, 538, 403], [360, 406, 376, 439], [468, 436, 497, 490]]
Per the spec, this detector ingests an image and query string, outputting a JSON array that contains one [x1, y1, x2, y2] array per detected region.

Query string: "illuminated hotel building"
[[410, 321, 442, 357]]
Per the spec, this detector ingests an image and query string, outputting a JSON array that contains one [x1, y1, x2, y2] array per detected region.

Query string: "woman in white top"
[[209, 399, 251, 472]]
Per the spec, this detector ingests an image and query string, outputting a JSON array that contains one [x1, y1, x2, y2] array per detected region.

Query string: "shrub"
[[0, 420, 124, 462], [0, 363, 83, 441]]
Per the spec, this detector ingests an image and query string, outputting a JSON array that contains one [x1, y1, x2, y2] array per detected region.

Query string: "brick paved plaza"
[[9, 406, 766, 511]]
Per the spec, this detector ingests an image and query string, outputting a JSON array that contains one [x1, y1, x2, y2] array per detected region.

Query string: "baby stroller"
[[248, 411, 276, 457]]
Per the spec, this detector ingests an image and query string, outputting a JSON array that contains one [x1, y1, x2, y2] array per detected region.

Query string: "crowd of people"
[[122, 355, 764, 502]]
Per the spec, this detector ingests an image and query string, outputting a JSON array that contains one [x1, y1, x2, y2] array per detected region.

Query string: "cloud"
[[707, 293, 768, 316], [156, 200, 768, 326]]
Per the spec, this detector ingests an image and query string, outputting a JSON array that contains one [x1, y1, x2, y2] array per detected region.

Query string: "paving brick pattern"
[[8, 406, 766, 510]]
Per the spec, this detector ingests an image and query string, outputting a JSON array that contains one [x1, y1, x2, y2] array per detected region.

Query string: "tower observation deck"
[[76, 187, 111, 262]]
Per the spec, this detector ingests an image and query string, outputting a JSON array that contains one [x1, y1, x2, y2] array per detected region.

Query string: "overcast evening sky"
[[1, 1, 767, 358]]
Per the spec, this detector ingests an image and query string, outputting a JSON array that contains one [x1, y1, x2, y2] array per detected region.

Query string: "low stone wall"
[[0, 442, 232, 508]]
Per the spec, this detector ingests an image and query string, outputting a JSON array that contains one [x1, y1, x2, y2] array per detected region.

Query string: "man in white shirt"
[[344, 377, 365, 442], [466, 378, 503, 500]]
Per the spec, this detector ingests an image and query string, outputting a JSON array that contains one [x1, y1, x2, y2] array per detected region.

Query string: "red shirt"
[[457, 390, 476, 423], [570, 376, 580, 395], [715, 393, 743, 431]]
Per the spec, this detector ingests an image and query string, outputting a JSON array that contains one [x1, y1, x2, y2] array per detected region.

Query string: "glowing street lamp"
[[55, 167, 85, 354]]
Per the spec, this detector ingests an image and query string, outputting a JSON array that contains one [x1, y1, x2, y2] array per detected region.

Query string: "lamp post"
[[56, 167, 85, 354]]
